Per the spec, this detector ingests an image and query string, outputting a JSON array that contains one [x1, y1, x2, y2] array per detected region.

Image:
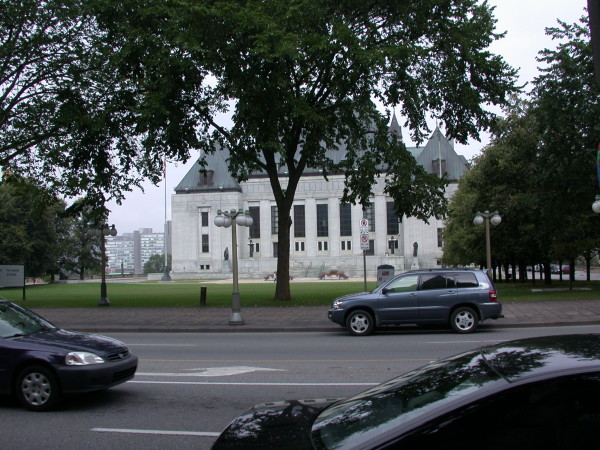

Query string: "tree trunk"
[[274, 210, 293, 301], [543, 261, 552, 285], [586, 254, 591, 281], [518, 264, 527, 282]]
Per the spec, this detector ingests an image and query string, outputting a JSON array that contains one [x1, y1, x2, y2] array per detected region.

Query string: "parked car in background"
[[212, 334, 600, 449], [550, 264, 561, 274], [328, 268, 502, 336], [0, 300, 137, 411]]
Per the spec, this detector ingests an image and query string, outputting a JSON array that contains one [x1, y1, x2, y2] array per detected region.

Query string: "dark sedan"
[[0, 300, 137, 411], [212, 334, 600, 449]]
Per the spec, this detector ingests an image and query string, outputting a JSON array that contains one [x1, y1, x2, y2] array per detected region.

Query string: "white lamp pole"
[[473, 211, 501, 273], [214, 209, 253, 325]]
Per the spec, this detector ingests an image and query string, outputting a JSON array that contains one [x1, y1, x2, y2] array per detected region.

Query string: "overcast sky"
[[107, 0, 589, 234]]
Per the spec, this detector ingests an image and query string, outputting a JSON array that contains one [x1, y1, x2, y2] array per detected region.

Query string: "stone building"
[[171, 119, 469, 279]]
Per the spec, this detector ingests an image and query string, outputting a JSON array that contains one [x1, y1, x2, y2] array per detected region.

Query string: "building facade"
[[171, 121, 469, 279]]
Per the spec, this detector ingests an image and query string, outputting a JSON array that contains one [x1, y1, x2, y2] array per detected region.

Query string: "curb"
[[63, 320, 600, 334]]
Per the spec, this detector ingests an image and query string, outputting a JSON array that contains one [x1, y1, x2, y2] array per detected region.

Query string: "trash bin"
[[377, 264, 395, 286]]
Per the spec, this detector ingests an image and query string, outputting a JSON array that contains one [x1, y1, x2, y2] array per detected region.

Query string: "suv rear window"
[[455, 272, 479, 288]]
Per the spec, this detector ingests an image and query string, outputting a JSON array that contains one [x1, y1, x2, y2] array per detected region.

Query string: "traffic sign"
[[360, 233, 370, 250]]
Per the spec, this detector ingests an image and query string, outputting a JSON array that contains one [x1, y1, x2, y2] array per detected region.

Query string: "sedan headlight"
[[332, 300, 343, 309], [65, 352, 105, 365]]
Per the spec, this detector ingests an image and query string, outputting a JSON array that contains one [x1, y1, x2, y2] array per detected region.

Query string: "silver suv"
[[328, 269, 503, 336]]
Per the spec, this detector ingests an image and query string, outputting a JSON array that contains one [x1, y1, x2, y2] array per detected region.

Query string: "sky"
[[107, 0, 589, 234]]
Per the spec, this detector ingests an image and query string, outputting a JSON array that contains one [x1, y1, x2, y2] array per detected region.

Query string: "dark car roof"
[[482, 334, 600, 382]]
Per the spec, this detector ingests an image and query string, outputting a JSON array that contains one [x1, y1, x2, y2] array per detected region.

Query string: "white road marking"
[[127, 344, 197, 347], [129, 380, 377, 386], [91, 428, 219, 437], [425, 340, 502, 344], [136, 366, 285, 377]]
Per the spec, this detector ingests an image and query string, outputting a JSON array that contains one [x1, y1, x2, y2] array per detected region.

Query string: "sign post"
[[0, 265, 26, 300], [359, 219, 369, 291]]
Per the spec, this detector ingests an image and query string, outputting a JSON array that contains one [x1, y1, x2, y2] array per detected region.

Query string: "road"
[[2, 325, 600, 449]]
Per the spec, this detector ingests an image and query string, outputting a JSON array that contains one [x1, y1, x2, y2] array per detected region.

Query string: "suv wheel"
[[450, 307, 478, 334], [346, 310, 374, 336]]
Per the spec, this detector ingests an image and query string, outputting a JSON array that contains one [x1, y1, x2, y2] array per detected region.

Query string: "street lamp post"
[[88, 224, 117, 306], [473, 211, 501, 273], [214, 209, 253, 325]]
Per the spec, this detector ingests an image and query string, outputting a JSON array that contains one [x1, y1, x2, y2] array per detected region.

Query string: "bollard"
[[200, 286, 207, 307]]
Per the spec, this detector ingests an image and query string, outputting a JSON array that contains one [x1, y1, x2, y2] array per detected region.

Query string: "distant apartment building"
[[105, 224, 171, 274], [104, 236, 135, 274]]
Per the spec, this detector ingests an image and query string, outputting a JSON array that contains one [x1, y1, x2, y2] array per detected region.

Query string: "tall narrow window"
[[249, 206, 260, 239], [386, 202, 400, 235], [363, 204, 375, 231], [432, 159, 447, 177], [271, 205, 278, 234], [201, 234, 209, 253], [437, 227, 445, 248], [294, 205, 305, 237], [317, 204, 329, 237], [201, 212, 208, 227], [340, 203, 352, 237]]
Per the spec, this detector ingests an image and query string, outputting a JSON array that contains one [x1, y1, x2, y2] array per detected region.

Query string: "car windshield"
[[0, 302, 56, 338], [311, 349, 501, 449]]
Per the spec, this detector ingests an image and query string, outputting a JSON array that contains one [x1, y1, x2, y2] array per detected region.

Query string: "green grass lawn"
[[1, 279, 599, 308]]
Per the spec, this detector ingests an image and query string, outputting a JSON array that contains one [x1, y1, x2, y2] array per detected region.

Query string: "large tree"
[[532, 16, 600, 277], [1, 0, 205, 204], [95, 0, 517, 300], [0, 175, 65, 277], [443, 101, 551, 280], [444, 15, 600, 283]]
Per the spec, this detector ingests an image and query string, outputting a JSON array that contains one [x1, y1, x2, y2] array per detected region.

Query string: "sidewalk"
[[31, 299, 600, 333]]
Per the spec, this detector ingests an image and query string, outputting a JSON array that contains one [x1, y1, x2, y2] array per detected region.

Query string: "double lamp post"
[[473, 211, 501, 273], [214, 209, 253, 325]]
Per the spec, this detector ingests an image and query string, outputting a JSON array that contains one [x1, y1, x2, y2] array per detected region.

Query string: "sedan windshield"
[[311, 349, 501, 449], [0, 302, 56, 338]]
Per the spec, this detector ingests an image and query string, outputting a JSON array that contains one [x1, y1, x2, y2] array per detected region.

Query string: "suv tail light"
[[489, 290, 498, 302]]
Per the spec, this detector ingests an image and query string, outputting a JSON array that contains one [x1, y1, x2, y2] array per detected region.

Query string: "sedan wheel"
[[16, 365, 60, 411], [346, 310, 374, 336], [450, 307, 478, 334]]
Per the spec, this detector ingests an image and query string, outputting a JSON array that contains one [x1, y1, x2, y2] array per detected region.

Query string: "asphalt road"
[[2, 325, 600, 450]]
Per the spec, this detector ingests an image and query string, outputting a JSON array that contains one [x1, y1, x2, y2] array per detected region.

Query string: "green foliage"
[[443, 14, 600, 280], [143, 254, 172, 274], [1, 0, 204, 206], [532, 17, 600, 262], [0, 176, 63, 276], [95, 0, 517, 300], [2, 0, 518, 300], [0, 177, 101, 279], [59, 200, 102, 279]]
